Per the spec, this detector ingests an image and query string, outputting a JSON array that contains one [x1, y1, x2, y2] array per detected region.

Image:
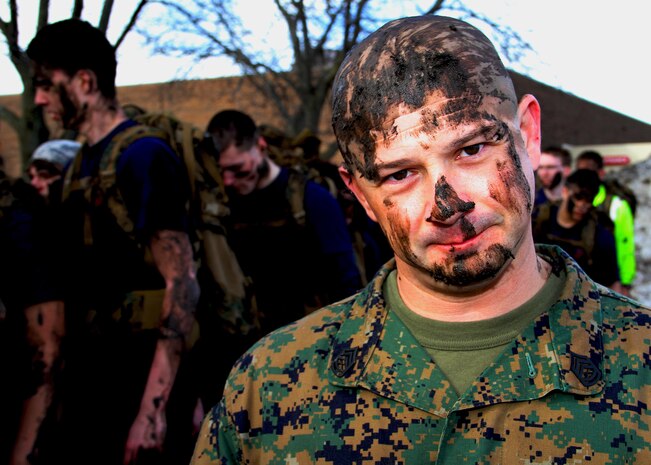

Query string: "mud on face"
[[430, 243, 515, 287], [489, 133, 533, 216], [332, 16, 517, 179], [385, 199, 516, 287], [383, 206, 420, 268], [427, 175, 475, 222]]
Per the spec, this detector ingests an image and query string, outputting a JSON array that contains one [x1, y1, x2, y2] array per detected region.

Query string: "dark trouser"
[[50, 327, 198, 465]]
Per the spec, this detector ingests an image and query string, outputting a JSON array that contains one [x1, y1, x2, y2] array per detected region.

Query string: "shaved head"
[[332, 15, 518, 178]]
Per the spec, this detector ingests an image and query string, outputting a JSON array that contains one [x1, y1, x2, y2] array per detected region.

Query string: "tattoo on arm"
[[150, 231, 200, 344]]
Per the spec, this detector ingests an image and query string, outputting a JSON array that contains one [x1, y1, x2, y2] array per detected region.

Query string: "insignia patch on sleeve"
[[331, 348, 358, 378], [570, 352, 602, 387]]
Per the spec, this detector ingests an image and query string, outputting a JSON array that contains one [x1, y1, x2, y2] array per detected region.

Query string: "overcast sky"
[[2, 0, 649, 125]]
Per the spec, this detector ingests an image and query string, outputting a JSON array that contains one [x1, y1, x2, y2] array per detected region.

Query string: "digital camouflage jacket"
[[191, 245, 651, 464]]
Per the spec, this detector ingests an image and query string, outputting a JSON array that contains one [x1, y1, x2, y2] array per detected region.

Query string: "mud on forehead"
[[332, 16, 516, 177]]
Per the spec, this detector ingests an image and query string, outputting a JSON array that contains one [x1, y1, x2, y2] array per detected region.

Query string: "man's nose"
[[30, 177, 45, 192], [426, 175, 475, 224], [34, 88, 49, 106], [221, 171, 235, 186]]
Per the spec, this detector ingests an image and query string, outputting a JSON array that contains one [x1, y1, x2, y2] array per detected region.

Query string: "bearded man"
[[192, 15, 651, 465]]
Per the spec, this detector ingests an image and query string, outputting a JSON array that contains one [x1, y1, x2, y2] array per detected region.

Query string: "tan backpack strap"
[[60, 145, 96, 245], [287, 168, 307, 227], [322, 176, 338, 199], [200, 149, 226, 192], [180, 124, 197, 199], [97, 125, 170, 239], [99, 125, 169, 176], [581, 212, 598, 265], [62, 145, 85, 202], [113, 289, 200, 349]]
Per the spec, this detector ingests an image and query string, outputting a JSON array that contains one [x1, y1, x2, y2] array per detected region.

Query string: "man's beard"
[[547, 171, 563, 190], [385, 210, 516, 289], [256, 158, 270, 179], [424, 244, 515, 287], [58, 84, 87, 130]]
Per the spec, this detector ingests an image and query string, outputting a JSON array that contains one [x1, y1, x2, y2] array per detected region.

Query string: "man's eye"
[[33, 78, 53, 90], [386, 169, 411, 182], [460, 143, 483, 157]]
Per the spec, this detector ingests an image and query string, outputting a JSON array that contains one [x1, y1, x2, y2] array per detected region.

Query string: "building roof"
[[509, 71, 651, 147]]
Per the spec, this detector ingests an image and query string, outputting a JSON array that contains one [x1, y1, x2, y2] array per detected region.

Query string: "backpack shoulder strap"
[[580, 212, 598, 265], [99, 124, 169, 184], [103, 125, 171, 237], [286, 168, 308, 227], [62, 143, 85, 201], [166, 120, 202, 200]]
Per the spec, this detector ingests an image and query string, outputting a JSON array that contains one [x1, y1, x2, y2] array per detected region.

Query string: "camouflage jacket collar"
[[326, 245, 605, 417]]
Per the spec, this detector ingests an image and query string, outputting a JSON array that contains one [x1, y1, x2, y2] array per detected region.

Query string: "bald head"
[[332, 15, 517, 177]]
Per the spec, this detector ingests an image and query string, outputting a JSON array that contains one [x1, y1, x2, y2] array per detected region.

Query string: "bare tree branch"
[[149, 0, 532, 139], [99, 0, 114, 32], [314, 3, 344, 52], [423, 0, 445, 15], [433, 0, 532, 63], [146, 0, 387, 135], [0, 0, 18, 48], [72, 0, 83, 19], [2, 0, 28, 73], [37, 0, 49, 30], [114, 0, 148, 48]]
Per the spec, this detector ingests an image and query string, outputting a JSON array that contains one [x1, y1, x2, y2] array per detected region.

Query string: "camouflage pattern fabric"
[[191, 244, 651, 464]]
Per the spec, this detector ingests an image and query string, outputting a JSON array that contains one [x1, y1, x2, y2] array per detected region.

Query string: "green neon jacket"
[[594, 184, 636, 285]]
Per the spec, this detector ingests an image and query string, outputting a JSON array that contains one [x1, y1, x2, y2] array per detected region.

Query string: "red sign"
[[604, 155, 631, 166]]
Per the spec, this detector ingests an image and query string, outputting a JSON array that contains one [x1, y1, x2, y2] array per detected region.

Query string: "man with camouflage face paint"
[[192, 16, 651, 465], [332, 14, 538, 293]]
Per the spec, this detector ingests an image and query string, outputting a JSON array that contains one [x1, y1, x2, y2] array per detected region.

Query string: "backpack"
[[532, 201, 613, 267], [261, 126, 386, 285], [602, 178, 637, 216], [63, 113, 259, 339], [260, 125, 340, 201]]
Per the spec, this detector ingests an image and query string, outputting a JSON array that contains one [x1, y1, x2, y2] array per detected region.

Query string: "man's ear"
[[256, 135, 269, 155], [76, 69, 97, 94], [517, 94, 542, 171], [338, 165, 378, 222]]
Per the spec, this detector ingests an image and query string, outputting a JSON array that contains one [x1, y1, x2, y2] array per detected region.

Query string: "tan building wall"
[[0, 75, 336, 178], [118, 76, 290, 131]]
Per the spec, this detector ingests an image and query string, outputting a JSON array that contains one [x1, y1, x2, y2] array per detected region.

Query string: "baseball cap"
[[31, 139, 81, 167]]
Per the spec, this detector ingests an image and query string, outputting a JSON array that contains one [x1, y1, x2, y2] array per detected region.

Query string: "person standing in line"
[[576, 150, 636, 296], [3, 140, 81, 465], [26, 139, 81, 201], [0, 164, 65, 465], [206, 110, 362, 336], [27, 19, 199, 465], [191, 15, 651, 464], [532, 168, 619, 288], [534, 145, 572, 206]]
